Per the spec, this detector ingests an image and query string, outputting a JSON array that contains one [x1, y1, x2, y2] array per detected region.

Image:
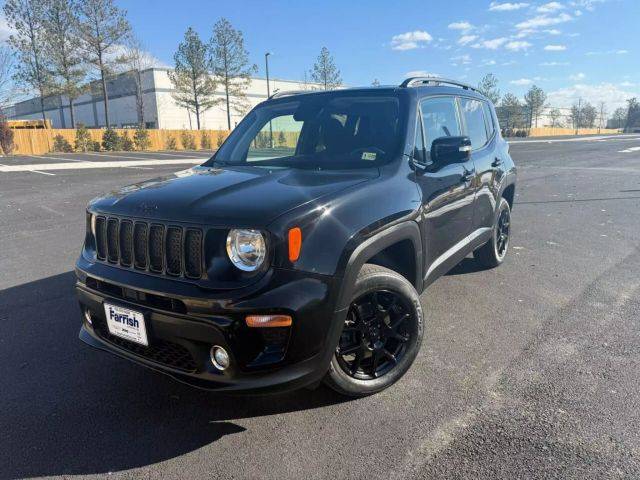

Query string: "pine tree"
[[43, 0, 86, 127], [310, 47, 341, 90], [168, 27, 219, 130], [4, 0, 51, 122], [209, 18, 257, 130], [77, 0, 131, 127]]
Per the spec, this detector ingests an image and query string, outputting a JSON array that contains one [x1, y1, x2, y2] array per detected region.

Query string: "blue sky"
[[3, 0, 639, 111]]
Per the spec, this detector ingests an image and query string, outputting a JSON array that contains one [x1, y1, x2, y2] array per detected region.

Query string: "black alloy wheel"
[[336, 290, 413, 380]]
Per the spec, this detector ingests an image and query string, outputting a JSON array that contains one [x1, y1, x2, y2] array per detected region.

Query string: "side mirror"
[[430, 136, 471, 167]]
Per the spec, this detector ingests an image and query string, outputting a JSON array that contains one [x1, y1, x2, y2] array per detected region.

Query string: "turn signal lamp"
[[288, 227, 302, 262], [246, 315, 293, 328]]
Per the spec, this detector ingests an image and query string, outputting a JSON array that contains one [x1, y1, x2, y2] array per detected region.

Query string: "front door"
[[413, 96, 476, 279]]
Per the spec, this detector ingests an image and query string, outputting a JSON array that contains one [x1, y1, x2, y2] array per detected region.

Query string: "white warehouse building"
[[8, 68, 321, 130]]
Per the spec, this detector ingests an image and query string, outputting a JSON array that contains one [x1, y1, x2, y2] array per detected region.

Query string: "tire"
[[323, 264, 424, 397], [474, 197, 511, 269]]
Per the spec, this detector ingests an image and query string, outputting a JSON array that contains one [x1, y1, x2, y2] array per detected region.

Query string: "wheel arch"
[[335, 221, 423, 311]]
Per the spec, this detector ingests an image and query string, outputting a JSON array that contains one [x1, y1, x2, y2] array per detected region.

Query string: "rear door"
[[459, 97, 503, 230], [413, 96, 476, 278]]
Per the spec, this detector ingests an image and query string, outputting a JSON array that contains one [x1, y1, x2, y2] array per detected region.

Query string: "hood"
[[90, 165, 378, 226]]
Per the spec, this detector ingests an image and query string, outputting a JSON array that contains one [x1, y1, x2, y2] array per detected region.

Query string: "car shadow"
[[445, 257, 490, 276], [0, 272, 349, 479]]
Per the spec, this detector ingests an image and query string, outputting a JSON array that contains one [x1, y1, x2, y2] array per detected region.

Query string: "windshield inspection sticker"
[[361, 152, 377, 161]]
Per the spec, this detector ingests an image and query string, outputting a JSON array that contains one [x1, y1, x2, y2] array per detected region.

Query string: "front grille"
[[94, 216, 203, 279], [91, 314, 197, 372]]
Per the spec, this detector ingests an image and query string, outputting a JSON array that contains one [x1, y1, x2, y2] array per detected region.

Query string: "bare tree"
[[209, 18, 256, 130], [548, 108, 563, 128], [4, 0, 51, 122], [77, 0, 130, 127], [117, 34, 155, 126], [598, 101, 607, 131], [310, 47, 341, 90], [478, 73, 500, 105], [524, 85, 547, 128], [0, 47, 17, 114], [168, 27, 218, 130], [43, 0, 86, 127]]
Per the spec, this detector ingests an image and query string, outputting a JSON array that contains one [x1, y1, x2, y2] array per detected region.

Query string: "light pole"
[[265, 52, 273, 147]]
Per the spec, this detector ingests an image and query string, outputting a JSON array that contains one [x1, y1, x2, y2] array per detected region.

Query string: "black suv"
[[76, 77, 516, 397]]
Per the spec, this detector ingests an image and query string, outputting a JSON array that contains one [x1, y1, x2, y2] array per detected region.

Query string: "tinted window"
[[247, 114, 302, 161], [211, 94, 405, 169], [460, 98, 488, 148], [482, 102, 495, 138], [413, 115, 426, 163], [419, 97, 461, 157]]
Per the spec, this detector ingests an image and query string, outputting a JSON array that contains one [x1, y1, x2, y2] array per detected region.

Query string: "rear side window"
[[419, 96, 461, 156], [482, 102, 495, 138], [460, 98, 488, 149]]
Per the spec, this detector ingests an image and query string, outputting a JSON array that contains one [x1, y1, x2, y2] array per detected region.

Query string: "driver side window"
[[419, 97, 461, 160]]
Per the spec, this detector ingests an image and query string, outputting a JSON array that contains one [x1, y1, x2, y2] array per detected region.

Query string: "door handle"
[[491, 157, 503, 167]]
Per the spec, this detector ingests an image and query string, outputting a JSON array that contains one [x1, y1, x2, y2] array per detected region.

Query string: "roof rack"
[[269, 89, 309, 99], [400, 76, 478, 92]]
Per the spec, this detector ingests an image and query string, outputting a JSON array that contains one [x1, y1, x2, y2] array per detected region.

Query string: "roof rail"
[[268, 89, 309, 99], [400, 76, 478, 92]]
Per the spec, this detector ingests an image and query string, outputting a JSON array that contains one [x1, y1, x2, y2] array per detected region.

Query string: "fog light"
[[210, 346, 230, 371], [84, 308, 93, 325]]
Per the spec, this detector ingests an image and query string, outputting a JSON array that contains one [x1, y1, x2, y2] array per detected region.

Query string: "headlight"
[[226, 229, 266, 271]]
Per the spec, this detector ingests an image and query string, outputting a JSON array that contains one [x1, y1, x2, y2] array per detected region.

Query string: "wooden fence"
[[6, 126, 626, 155], [528, 127, 621, 137], [9, 128, 230, 155]]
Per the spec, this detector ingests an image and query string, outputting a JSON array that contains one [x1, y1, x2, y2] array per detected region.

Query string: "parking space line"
[[27, 154, 86, 162], [79, 152, 203, 161], [0, 158, 202, 173]]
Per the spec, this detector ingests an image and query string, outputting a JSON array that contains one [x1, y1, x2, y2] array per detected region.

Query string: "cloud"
[[458, 34, 478, 45], [585, 49, 628, 56], [451, 54, 472, 65], [516, 12, 572, 29], [0, 14, 16, 42], [619, 81, 635, 88], [540, 61, 570, 66], [505, 40, 532, 51], [510, 78, 534, 86], [569, 72, 586, 81], [448, 21, 474, 31], [107, 43, 170, 69], [472, 37, 508, 50], [544, 44, 567, 51], [391, 30, 433, 50], [547, 82, 639, 110], [489, 2, 529, 11], [569, 0, 608, 11], [481, 59, 497, 66], [544, 29, 562, 35], [537, 2, 565, 13]]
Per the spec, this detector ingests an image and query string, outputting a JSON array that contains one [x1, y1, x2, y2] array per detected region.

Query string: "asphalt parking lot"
[[2, 135, 640, 479]]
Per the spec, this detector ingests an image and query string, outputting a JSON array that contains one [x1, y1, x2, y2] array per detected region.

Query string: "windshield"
[[207, 91, 406, 169]]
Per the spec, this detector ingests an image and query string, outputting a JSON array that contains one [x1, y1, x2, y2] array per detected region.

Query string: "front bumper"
[[75, 258, 346, 394]]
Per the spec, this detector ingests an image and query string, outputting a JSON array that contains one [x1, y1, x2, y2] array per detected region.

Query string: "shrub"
[[180, 131, 196, 150], [277, 130, 286, 146], [165, 135, 178, 150], [74, 124, 92, 152], [200, 132, 212, 150], [0, 116, 15, 155], [90, 140, 101, 152], [121, 132, 134, 151], [133, 126, 150, 151], [216, 131, 227, 148], [53, 134, 73, 152], [102, 127, 123, 151]]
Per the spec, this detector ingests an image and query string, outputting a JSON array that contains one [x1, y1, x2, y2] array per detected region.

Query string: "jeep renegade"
[[76, 77, 517, 397]]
